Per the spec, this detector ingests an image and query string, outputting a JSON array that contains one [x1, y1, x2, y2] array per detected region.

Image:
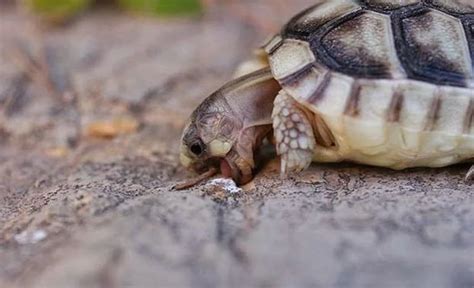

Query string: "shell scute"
[[395, 81, 438, 131], [282, 66, 330, 103], [346, 80, 396, 122], [263, 35, 283, 54], [396, 9, 472, 86], [320, 11, 403, 78], [428, 0, 474, 14], [341, 82, 396, 154], [362, 0, 421, 11], [268, 39, 315, 82], [306, 72, 354, 116], [285, 0, 361, 38]]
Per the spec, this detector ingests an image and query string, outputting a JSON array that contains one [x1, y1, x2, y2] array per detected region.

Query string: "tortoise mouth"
[[189, 157, 245, 184], [219, 156, 253, 185], [184, 150, 254, 186], [228, 157, 254, 185], [220, 158, 233, 178], [220, 157, 244, 184]]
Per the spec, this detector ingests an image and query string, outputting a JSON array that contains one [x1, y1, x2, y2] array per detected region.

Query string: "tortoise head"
[[180, 69, 280, 185], [180, 93, 250, 184]]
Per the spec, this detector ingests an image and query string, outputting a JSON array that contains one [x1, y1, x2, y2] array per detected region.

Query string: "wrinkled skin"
[[180, 69, 280, 185]]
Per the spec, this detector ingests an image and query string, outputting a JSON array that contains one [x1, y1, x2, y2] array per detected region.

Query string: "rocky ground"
[[0, 2, 473, 288]]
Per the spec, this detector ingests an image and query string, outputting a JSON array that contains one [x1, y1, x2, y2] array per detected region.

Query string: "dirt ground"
[[0, 2, 473, 288]]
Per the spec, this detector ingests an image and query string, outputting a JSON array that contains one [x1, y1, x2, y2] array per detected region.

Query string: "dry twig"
[[174, 168, 218, 190]]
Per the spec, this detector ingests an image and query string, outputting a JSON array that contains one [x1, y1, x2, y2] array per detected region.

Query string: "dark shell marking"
[[279, 0, 474, 88]]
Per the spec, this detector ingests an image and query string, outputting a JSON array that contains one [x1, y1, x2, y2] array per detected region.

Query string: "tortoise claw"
[[466, 165, 474, 182]]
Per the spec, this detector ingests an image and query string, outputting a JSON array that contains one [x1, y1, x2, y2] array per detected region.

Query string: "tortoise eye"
[[190, 142, 204, 156]]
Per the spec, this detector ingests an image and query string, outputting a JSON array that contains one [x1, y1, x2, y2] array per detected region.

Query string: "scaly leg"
[[466, 165, 474, 182], [272, 90, 315, 176]]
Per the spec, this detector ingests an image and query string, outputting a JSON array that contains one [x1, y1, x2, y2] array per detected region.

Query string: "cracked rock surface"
[[0, 3, 473, 288]]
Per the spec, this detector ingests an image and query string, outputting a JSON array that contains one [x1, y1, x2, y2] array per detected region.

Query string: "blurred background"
[[0, 0, 313, 157]]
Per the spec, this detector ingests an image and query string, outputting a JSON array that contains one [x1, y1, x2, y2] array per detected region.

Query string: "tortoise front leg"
[[467, 165, 474, 182], [272, 90, 315, 176]]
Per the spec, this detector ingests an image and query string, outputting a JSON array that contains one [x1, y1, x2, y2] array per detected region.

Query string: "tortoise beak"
[[180, 152, 193, 168]]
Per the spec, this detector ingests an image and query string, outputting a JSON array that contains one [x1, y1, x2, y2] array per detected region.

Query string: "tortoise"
[[179, 0, 474, 186]]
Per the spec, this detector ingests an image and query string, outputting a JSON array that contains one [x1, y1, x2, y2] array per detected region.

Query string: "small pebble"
[[208, 178, 242, 194], [14, 229, 47, 245]]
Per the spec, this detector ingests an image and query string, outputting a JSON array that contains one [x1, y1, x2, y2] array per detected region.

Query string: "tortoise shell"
[[265, 0, 474, 87], [263, 0, 474, 168]]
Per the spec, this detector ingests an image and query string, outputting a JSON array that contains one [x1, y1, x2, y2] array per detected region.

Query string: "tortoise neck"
[[220, 68, 281, 129]]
